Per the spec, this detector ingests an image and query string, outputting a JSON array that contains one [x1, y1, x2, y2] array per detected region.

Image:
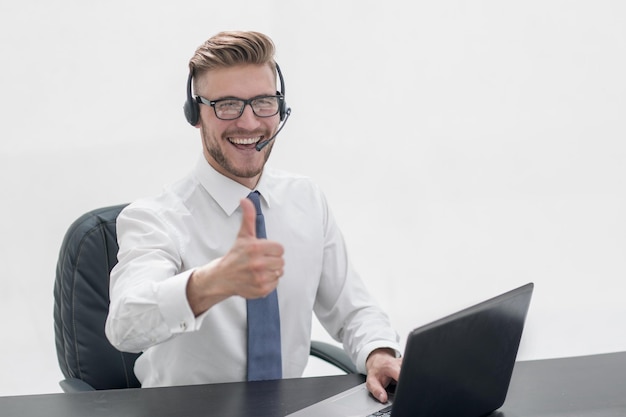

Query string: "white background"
[[1, 1, 625, 396]]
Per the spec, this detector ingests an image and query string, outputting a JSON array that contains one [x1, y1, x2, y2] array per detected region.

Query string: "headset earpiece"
[[183, 70, 199, 126], [276, 63, 288, 121]]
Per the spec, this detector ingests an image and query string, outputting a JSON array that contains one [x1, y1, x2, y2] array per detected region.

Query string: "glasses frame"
[[196, 95, 284, 120]]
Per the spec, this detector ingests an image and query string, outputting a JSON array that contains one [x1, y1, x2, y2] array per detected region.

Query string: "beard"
[[200, 120, 275, 180]]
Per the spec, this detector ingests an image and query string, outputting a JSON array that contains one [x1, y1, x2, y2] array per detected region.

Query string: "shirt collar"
[[193, 156, 273, 216]]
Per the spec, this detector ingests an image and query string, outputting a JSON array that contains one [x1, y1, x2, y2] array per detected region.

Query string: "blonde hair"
[[189, 31, 277, 89]]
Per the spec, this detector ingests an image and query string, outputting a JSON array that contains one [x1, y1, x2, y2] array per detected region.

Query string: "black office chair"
[[54, 204, 356, 393]]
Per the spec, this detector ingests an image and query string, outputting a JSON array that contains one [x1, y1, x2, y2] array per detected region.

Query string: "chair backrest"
[[54, 204, 141, 390]]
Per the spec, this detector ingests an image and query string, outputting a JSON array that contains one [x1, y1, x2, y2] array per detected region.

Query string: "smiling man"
[[196, 64, 277, 187], [105, 31, 401, 403]]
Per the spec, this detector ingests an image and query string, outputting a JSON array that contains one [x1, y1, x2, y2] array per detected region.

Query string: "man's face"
[[195, 64, 280, 189]]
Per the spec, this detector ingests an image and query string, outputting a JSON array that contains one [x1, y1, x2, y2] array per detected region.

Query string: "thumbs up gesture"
[[186, 198, 285, 316], [230, 197, 285, 297]]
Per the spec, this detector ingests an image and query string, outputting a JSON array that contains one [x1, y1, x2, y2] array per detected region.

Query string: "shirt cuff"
[[156, 269, 198, 334], [356, 341, 403, 375]]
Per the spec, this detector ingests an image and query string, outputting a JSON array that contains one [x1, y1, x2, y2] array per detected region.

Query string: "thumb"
[[238, 197, 257, 238]]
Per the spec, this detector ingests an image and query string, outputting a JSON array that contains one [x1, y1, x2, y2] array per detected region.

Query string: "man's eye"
[[218, 101, 242, 110]]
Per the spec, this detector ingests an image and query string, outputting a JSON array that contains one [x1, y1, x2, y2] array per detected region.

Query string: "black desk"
[[2, 351, 625, 417], [503, 351, 626, 417]]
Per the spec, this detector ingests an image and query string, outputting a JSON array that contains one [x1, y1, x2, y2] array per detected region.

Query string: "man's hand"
[[365, 348, 402, 403], [187, 197, 285, 316]]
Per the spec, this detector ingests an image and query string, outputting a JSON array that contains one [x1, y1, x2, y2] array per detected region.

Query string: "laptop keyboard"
[[367, 405, 392, 417]]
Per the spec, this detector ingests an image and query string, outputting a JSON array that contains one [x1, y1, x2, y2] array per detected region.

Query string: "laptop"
[[288, 282, 534, 417]]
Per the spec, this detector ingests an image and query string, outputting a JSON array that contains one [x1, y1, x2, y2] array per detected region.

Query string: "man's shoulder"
[[264, 167, 320, 189], [120, 175, 198, 220], [262, 168, 330, 212]]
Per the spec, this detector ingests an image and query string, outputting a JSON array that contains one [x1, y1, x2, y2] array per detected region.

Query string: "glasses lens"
[[251, 96, 280, 117], [214, 99, 245, 120]]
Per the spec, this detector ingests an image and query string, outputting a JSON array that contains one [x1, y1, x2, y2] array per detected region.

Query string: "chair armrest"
[[59, 378, 97, 393], [310, 340, 358, 374]]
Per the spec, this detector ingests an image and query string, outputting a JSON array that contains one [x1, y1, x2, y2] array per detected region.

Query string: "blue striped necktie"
[[246, 191, 282, 381]]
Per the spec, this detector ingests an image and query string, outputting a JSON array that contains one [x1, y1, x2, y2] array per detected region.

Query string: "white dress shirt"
[[105, 156, 400, 387]]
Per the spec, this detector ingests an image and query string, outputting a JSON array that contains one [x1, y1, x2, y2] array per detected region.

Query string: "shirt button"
[[180, 322, 188, 331]]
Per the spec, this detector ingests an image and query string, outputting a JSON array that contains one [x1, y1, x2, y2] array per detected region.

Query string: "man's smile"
[[228, 136, 263, 145]]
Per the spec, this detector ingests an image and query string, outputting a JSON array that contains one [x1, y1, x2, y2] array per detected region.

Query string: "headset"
[[183, 63, 289, 126]]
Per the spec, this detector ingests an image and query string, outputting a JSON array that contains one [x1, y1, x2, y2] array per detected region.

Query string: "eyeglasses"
[[196, 95, 283, 120]]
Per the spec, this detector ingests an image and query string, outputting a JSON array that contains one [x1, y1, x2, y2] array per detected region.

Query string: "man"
[[105, 30, 401, 403]]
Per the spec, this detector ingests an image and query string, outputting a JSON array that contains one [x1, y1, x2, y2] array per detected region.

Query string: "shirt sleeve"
[[312, 192, 401, 374], [104, 204, 207, 353]]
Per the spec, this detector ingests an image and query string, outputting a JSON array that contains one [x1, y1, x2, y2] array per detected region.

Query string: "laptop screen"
[[390, 283, 533, 417]]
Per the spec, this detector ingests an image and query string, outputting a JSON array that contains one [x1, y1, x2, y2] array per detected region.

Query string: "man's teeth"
[[229, 137, 261, 145]]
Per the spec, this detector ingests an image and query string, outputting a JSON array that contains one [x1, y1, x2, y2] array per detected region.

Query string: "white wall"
[[1, 0, 624, 396]]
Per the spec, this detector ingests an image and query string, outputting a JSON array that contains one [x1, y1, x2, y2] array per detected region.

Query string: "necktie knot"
[[247, 191, 262, 213], [247, 191, 266, 239]]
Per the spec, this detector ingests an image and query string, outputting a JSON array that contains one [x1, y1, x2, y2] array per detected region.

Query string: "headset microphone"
[[255, 107, 291, 151]]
